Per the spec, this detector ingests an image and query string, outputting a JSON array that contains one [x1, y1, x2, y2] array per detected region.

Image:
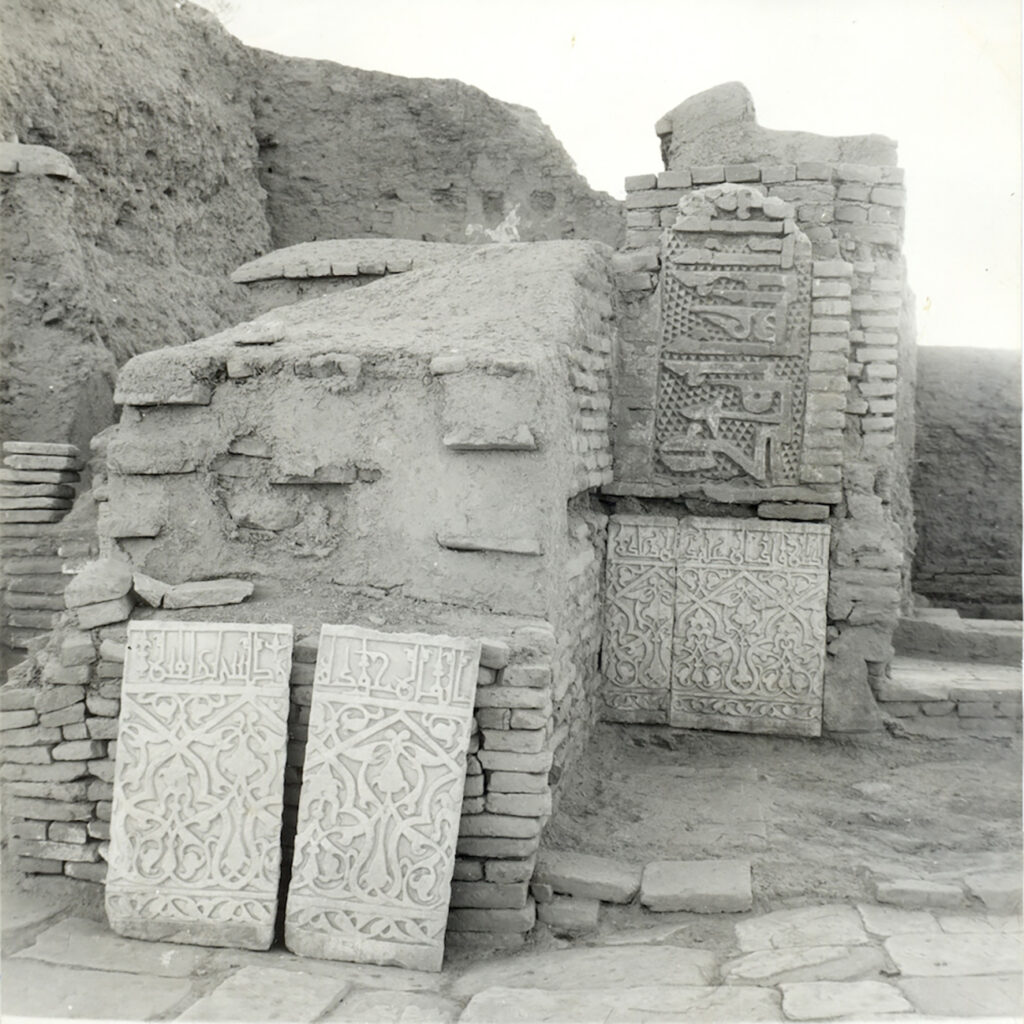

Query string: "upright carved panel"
[[285, 625, 480, 972], [671, 518, 829, 736], [106, 621, 293, 950], [602, 516, 677, 723], [653, 187, 815, 500]]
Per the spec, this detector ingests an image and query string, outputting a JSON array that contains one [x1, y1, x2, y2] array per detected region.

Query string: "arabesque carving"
[[602, 517, 677, 722], [671, 517, 829, 736], [285, 625, 480, 972], [654, 207, 813, 493], [106, 622, 293, 949], [602, 516, 829, 736]]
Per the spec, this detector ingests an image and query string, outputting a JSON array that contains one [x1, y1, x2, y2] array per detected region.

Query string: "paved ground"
[[2, 876, 1021, 1022]]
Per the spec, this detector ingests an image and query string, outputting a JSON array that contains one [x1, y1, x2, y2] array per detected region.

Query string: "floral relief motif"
[[602, 516, 829, 737], [105, 622, 293, 950], [285, 625, 480, 972]]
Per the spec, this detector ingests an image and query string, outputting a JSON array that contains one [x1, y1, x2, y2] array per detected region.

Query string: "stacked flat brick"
[[1, 555, 136, 879], [1, 442, 83, 652]]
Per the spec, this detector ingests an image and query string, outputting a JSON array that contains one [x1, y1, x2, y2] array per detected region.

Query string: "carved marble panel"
[[653, 217, 813, 496], [285, 625, 481, 972], [670, 518, 829, 736], [602, 516, 677, 723], [106, 621, 293, 950]]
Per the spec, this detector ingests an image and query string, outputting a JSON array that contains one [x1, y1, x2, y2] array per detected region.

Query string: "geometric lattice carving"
[[654, 190, 814, 495], [671, 517, 828, 736], [106, 621, 293, 950], [285, 625, 480, 972], [602, 515, 828, 737], [601, 517, 677, 723]]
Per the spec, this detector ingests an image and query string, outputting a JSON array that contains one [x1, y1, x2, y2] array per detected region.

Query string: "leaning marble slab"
[[285, 624, 481, 971], [105, 621, 293, 950]]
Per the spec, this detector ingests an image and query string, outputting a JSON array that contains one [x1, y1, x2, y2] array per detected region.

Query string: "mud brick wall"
[[1, 242, 618, 950], [613, 159, 915, 731], [912, 347, 1021, 618], [549, 501, 607, 809]]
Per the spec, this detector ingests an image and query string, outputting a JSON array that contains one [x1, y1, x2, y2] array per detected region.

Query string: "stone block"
[[63, 559, 133, 609], [459, 814, 541, 839], [640, 859, 752, 912], [624, 174, 657, 191], [39, 704, 85, 728], [8, 797, 93, 821], [533, 849, 641, 903], [537, 895, 600, 933], [106, 622, 292, 951], [485, 792, 552, 817], [456, 836, 540, 859], [286, 625, 480, 972], [0, 709, 38, 730], [481, 728, 544, 753], [487, 771, 549, 794], [875, 878, 964, 910], [161, 578, 254, 609], [76, 596, 134, 629], [447, 904, 536, 933], [449, 881, 529, 909], [485, 858, 537, 884]]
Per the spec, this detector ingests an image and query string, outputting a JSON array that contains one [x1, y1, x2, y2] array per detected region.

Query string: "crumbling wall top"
[[656, 82, 897, 170]]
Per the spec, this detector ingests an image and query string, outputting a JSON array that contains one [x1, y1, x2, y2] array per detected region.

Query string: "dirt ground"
[[544, 722, 1022, 910]]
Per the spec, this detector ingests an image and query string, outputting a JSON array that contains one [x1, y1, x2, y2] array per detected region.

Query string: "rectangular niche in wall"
[[602, 515, 829, 737]]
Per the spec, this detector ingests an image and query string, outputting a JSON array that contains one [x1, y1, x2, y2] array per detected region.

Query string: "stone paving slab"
[[200, 944, 443, 991], [450, 945, 718, 1000], [963, 870, 1023, 913], [735, 905, 870, 952], [885, 931, 1024, 976], [779, 979, 913, 1020], [0, 889, 68, 934], [722, 943, 886, 985], [0, 958, 193, 1019], [322, 989, 462, 1022], [936, 912, 1022, 934], [12, 915, 206, 977], [176, 964, 350, 1021], [899, 973, 1024, 1018], [457, 984, 783, 1023], [857, 904, 941, 936]]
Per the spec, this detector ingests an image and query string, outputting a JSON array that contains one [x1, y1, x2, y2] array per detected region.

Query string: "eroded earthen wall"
[[913, 347, 1021, 618]]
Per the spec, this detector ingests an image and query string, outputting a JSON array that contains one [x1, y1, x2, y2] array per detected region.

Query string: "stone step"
[[879, 656, 1022, 703], [894, 611, 1022, 665]]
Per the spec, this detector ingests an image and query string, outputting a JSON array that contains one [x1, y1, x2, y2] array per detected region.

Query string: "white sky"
[[208, 0, 1021, 350]]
